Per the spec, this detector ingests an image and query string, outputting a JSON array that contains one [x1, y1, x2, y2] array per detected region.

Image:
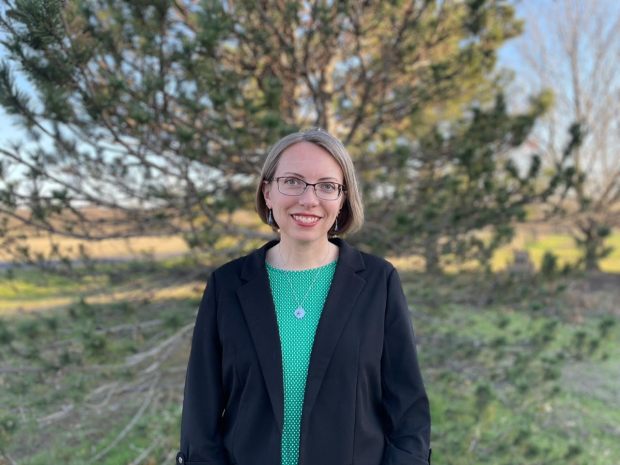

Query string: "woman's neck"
[[268, 238, 337, 270]]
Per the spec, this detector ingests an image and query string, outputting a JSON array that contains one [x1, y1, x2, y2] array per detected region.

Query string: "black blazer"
[[177, 238, 431, 465]]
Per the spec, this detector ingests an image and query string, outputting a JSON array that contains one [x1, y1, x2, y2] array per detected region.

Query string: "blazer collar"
[[236, 237, 367, 435], [239, 237, 365, 280]]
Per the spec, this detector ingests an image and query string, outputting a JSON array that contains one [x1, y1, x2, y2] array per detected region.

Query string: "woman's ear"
[[262, 181, 272, 208]]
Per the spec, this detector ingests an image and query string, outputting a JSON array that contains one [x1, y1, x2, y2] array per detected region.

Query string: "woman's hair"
[[255, 128, 364, 236]]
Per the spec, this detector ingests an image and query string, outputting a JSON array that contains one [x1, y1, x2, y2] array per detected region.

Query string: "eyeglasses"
[[271, 176, 346, 200]]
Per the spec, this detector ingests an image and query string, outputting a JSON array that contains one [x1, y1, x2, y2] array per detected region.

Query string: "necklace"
[[278, 245, 332, 320]]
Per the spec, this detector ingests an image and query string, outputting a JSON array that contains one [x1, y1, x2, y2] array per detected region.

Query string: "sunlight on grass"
[[0, 273, 104, 300], [0, 281, 204, 316], [1, 228, 618, 305], [389, 229, 620, 273]]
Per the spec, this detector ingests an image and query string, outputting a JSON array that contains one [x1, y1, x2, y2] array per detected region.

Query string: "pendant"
[[294, 307, 306, 319]]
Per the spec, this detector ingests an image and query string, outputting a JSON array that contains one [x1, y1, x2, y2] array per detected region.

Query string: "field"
[[2, 211, 620, 274], [0, 230, 619, 464]]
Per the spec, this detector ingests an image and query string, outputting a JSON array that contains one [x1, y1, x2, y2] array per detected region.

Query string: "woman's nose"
[[298, 185, 320, 205]]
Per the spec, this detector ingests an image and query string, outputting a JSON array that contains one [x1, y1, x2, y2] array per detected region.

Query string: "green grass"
[[0, 259, 209, 316], [0, 269, 103, 300], [1, 291, 196, 463], [406, 271, 620, 465], [21, 401, 180, 465], [0, 256, 201, 291], [1, 262, 619, 465]]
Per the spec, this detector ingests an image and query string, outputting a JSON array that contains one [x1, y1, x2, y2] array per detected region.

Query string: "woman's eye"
[[284, 177, 301, 185], [319, 183, 337, 192]]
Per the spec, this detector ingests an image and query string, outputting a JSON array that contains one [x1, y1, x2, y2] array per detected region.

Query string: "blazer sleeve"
[[381, 267, 431, 465], [177, 272, 231, 465]]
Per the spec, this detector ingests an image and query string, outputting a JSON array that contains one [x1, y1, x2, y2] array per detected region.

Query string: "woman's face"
[[263, 141, 345, 247]]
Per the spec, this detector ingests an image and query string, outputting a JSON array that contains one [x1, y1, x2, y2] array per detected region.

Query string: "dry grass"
[[0, 234, 190, 262], [0, 208, 265, 261], [2, 212, 619, 272]]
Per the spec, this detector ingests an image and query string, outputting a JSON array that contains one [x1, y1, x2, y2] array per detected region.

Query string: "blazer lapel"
[[300, 238, 366, 442], [236, 240, 285, 433], [235, 238, 366, 440]]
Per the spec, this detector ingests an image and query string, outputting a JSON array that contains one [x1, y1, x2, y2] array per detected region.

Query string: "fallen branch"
[[86, 375, 158, 465], [127, 435, 163, 465], [0, 366, 44, 374], [0, 451, 19, 465], [124, 323, 193, 367], [37, 403, 74, 426], [84, 381, 119, 412]]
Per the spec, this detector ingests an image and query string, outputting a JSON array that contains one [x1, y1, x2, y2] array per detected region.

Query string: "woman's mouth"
[[291, 214, 321, 226]]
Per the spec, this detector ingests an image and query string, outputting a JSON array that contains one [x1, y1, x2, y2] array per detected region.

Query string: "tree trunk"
[[578, 218, 603, 272], [423, 234, 442, 275]]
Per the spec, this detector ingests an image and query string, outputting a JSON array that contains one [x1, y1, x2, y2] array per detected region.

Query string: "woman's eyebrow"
[[281, 171, 340, 181]]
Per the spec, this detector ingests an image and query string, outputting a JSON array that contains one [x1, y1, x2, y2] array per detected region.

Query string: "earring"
[[332, 216, 339, 233], [267, 209, 273, 225]]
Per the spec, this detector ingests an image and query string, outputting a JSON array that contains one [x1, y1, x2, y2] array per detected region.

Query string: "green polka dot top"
[[266, 259, 338, 465]]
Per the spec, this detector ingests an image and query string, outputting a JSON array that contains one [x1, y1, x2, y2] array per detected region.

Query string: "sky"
[[0, 0, 15, 147]]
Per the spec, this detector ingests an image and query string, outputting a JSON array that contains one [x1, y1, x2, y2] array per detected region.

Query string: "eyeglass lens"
[[277, 177, 341, 200]]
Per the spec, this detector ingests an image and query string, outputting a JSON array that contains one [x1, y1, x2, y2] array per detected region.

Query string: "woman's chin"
[[280, 225, 329, 243]]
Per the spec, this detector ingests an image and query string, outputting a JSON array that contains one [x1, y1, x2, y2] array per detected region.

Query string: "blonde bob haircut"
[[255, 128, 364, 236]]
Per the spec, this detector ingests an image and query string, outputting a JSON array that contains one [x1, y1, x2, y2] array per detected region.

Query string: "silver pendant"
[[294, 307, 306, 319]]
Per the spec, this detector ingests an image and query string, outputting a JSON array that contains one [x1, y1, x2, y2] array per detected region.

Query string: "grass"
[[386, 229, 620, 273], [0, 258, 208, 316], [405, 273, 620, 465], [1, 247, 619, 464], [494, 229, 620, 273], [1, 286, 197, 463], [0, 234, 191, 262], [0, 272, 101, 300], [3, 226, 620, 275]]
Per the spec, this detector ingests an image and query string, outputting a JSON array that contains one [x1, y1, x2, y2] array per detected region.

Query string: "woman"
[[177, 128, 431, 465]]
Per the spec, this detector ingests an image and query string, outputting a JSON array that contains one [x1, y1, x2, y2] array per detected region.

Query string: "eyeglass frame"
[[266, 176, 347, 200]]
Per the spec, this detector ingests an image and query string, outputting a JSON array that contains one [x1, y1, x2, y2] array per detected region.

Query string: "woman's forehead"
[[276, 142, 343, 179]]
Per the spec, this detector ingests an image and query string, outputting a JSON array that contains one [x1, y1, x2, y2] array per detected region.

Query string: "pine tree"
[[0, 0, 573, 270]]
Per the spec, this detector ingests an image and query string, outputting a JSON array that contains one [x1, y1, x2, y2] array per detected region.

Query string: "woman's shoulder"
[[210, 252, 253, 280], [342, 240, 396, 276], [359, 250, 395, 272], [209, 241, 275, 281]]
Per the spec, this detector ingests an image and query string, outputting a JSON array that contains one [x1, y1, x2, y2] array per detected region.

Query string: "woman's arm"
[[177, 272, 231, 465], [381, 267, 431, 465]]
